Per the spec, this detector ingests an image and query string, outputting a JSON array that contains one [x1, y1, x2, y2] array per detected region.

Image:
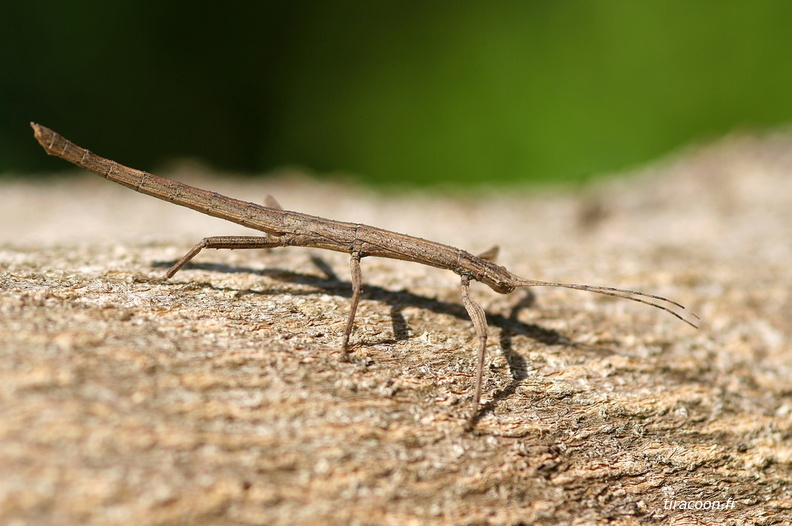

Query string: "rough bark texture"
[[1, 133, 790, 525]]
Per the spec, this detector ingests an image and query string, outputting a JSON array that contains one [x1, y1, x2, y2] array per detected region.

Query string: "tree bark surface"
[[1, 134, 790, 525]]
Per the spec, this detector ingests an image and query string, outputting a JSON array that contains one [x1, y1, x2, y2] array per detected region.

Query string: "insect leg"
[[460, 275, 489, 430], [165, 235, 286, 278], [341, 252, 363, 360]]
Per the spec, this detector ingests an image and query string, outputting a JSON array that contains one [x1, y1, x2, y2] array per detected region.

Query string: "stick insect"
[[31, 123, 699, 429]]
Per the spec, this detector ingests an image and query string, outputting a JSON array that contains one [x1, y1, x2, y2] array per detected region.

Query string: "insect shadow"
[[152, 255, 611, 421]]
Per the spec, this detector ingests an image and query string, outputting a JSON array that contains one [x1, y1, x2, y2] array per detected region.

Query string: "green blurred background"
[[3, 1, 792, 186]]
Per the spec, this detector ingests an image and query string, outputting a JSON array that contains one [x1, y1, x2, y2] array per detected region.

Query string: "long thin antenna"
[[511, 278, 700, 328]]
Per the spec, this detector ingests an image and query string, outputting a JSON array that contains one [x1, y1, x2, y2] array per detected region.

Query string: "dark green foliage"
[[5, 1, 792, 185]]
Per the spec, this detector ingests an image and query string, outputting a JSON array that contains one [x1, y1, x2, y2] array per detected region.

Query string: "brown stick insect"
[[31, 123, 699, 429]]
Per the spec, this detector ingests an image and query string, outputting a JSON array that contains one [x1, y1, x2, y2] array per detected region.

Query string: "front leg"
[[460, 275, 489, 430]]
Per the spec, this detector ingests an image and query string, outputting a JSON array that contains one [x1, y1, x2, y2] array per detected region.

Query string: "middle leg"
[[341, 252, 363, 360]]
